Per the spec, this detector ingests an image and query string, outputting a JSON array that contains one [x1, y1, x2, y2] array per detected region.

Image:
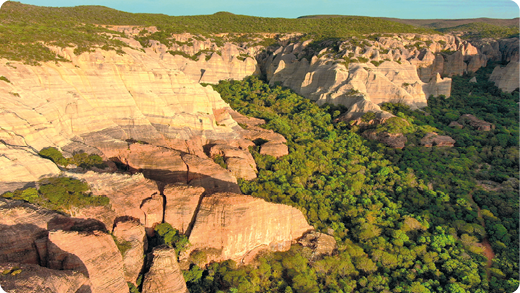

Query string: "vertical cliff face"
[[142, 246, 189, 293], [260, 33, 517, 122], [0, 45, 243, 187], [187, 193, 313, 264]]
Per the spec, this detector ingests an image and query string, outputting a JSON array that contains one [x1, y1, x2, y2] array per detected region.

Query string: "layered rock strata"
[[142, 246, 189, 293], [187, 193, 313, 264], [113, 220, 148, 285], [0, 44, 243, 187]]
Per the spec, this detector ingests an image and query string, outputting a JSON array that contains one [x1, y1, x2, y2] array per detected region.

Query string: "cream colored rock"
[[142, 246, 189, 293], [47, 230, 127, 293], [113, 220, 147, 285], [0, 44, 241, 187], [0, 145, 60, 192], [188, 193, 313, 264], [489, 61, 519, 93]]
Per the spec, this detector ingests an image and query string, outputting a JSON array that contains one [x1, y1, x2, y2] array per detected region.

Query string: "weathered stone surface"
[[0, 198, 72, 265], [47, 230, 127, 293], [225, 157, 258, 180], [0, 263, 90, 293], [420, 132, 456, 147], [459, 114, 495, 131], [298, 231, 337, 258], [489, 61, 519, 93], [260, 142, 289, 158], [113, 220, 147, 285], [362, 130, 407, 149], [209, 144, 257, 180], [121, 144, 188, 183], [0, 44, 241, 186], [182, 153, 240, 193], [188, 193, 313, 264], [163, 184, 205, 234], [142, 246, 189, 293], [144, 37, 260, 84]]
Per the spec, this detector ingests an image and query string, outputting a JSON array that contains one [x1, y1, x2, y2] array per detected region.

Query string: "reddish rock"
[[209, 144, 257, 180], [142, 246, 189, 293], [260, 142, 289, 158], [182, 153, 241, 193], [459, 114, 495, 131], [121, 144, 188, 183], [0, 199, 73, 265], [420, 132, 456, 147], [187, 193, 313, 265], [163, 184, 205, 234], [225, 157, 258, 180], [0, 263, 89, 293], [140, 193, 164, 236], [113, 220, 147, 285], [47, 230, 128, 293]]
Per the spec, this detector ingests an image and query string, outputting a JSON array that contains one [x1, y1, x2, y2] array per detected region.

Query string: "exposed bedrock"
[[0, 45, 243, 187], [186, 193, 313, 265], [260, 33, 518, 122], [142, 246, 189, 293]]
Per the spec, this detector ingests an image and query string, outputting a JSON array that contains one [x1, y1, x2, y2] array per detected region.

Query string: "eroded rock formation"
[[420, 132, 456, 147], [142, 246, 189, 293], [187, 193, 313, 264], [489, 61, 520, 93]]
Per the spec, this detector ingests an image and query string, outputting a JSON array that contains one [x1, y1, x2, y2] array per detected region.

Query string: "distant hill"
[[300, 15, 519, 39]]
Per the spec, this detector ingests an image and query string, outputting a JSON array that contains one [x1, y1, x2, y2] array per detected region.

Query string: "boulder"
[[142, 246, 189, 293], [182, 153, 241, 193], [259, 142, 289, 158], [489, 61, 519, 93], [362, 130, 408, 149], [458, 114, 495, 131], [420, 132, 456, 147], [298, 231, 337, 258]]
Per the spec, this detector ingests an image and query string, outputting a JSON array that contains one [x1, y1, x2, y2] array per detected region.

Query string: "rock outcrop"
[[298, 231, 337, 258], [142, 246, 189, 293], [420, 132, 456, 147], [163, 184, 205, 234], [47, 230, 128, 293], [0, 44, 243, 188], [0, 263, 90, 293], [362, 130, 408, 149], [489, 61, 519, 93], [187, 193, 313, 264], [458, 114, 495, 131], [113, 220, 147, 285]]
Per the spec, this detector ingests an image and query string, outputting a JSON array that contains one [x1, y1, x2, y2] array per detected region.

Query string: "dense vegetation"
[[437, 22, 520, 40], [38, 147, 106, 169], [1, 176, 109, 213], [1, 1, 435, 63], [180, 73, 518, 293]]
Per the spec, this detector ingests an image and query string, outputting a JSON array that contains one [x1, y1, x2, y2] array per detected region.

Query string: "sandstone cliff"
[[187, 193, 313, 264], [489, 61, 520, 93], [259, 33, 517, 122], [142, 246, 189, 293]]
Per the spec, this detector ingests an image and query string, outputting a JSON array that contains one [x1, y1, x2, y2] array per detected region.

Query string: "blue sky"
[[7, 0, 520, 19]]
